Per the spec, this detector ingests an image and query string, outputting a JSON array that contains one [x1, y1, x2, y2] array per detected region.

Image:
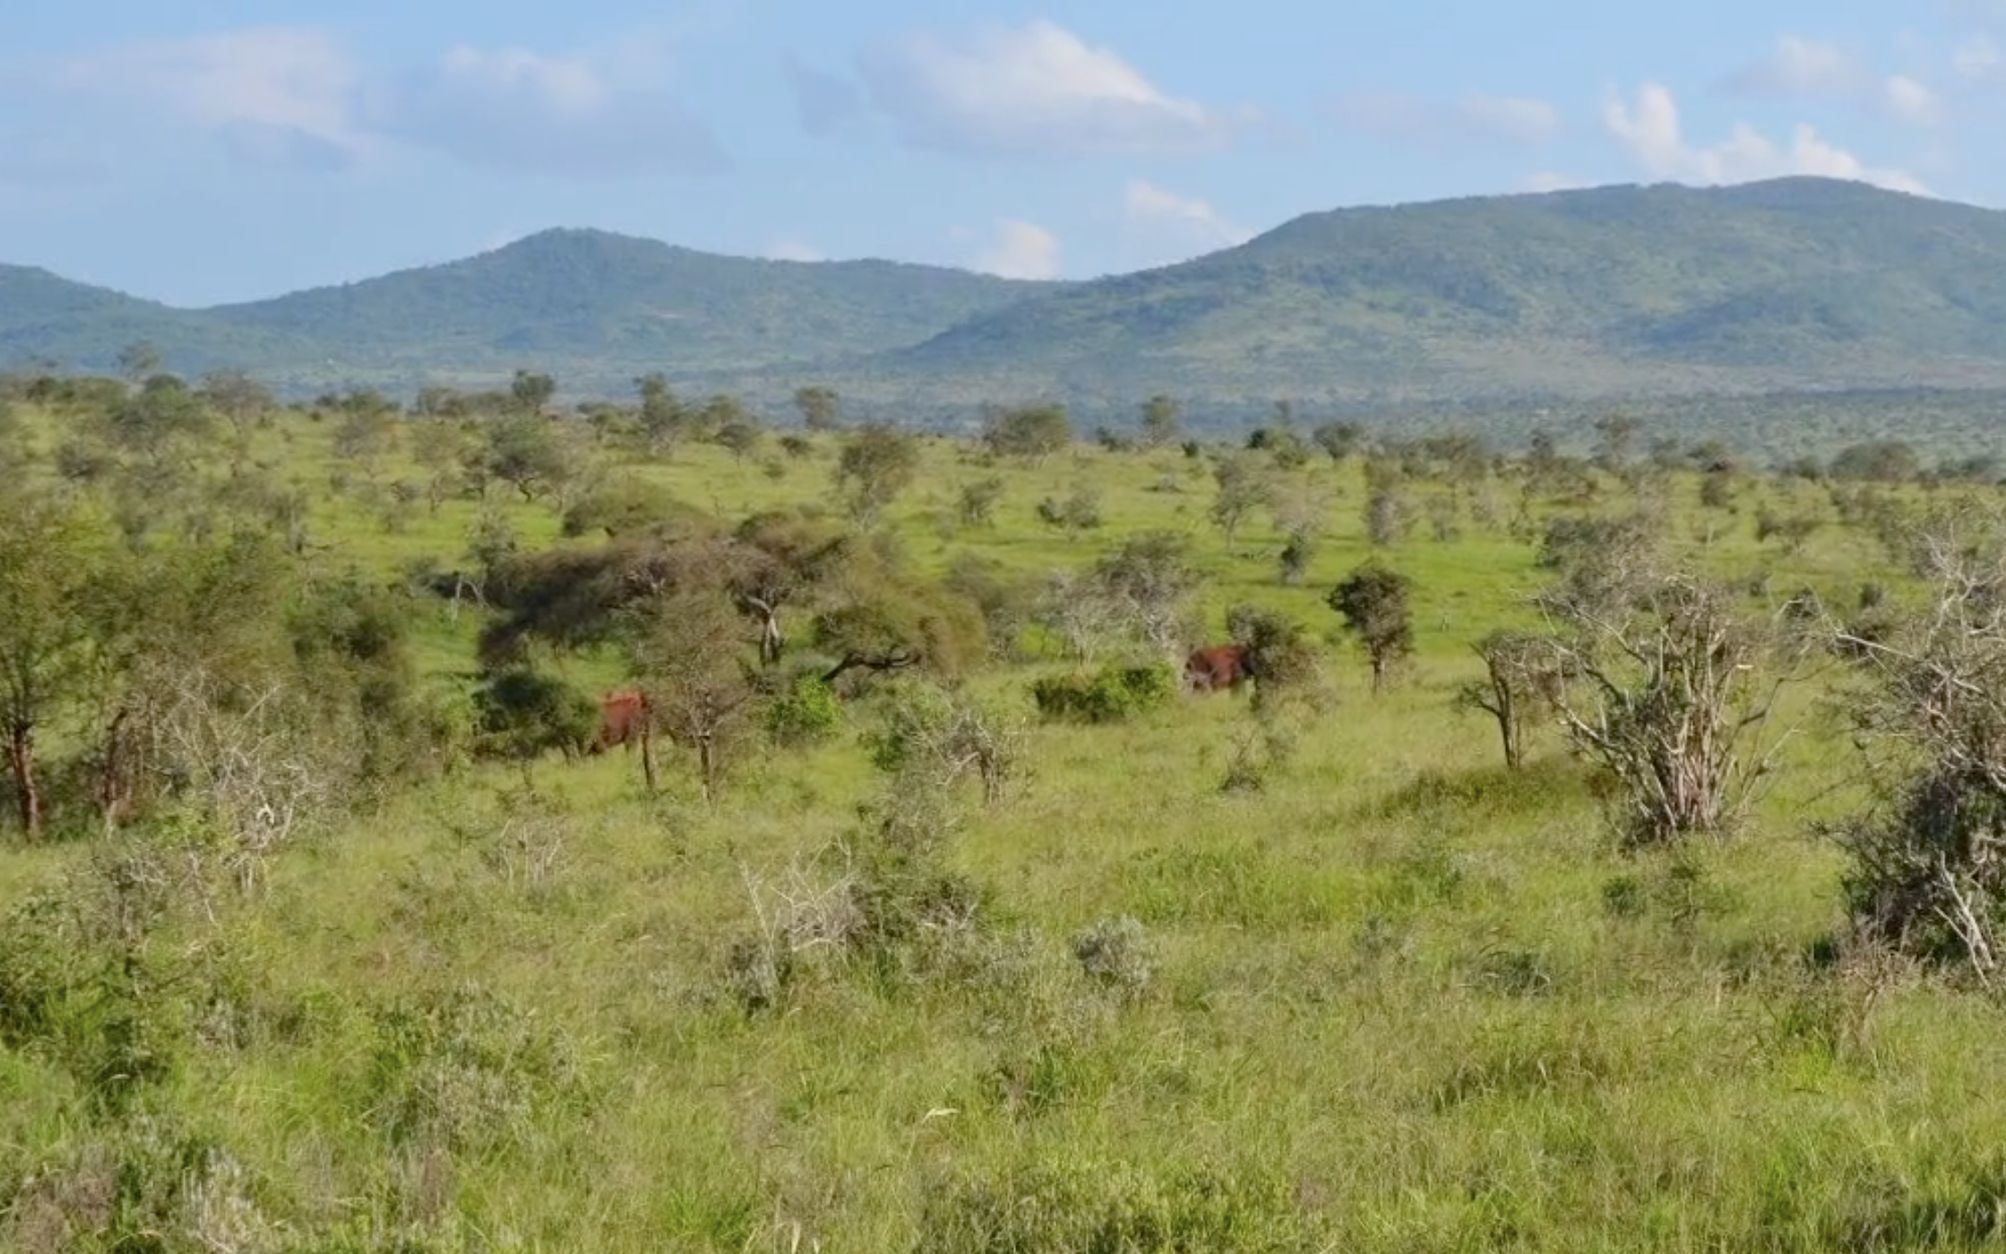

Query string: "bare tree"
[[1825, 518, 2006, 977], [1457, 631, 1559, 771], [1543, 578, 1789, 846]]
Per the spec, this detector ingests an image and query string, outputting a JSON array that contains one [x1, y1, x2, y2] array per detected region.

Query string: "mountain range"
[[7, 177, 2006, 423]]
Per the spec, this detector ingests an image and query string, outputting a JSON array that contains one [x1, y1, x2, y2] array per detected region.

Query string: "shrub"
[[368, 985, 590, 1153], [1031, 664, 1174, 724], [1071, 916, 1155, 999], [764, 671, 842, 746]]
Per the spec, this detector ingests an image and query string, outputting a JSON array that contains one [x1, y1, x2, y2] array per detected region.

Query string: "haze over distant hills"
[[7, 178, 2006, 421]]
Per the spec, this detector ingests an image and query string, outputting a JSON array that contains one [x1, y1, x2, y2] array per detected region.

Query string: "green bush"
[[765, 672, 842, 746], [1031, 664, 1173, 724]]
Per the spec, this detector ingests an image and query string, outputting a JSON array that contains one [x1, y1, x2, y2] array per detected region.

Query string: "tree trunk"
[[98, 709, 133, 829], [1370, 656, 1387, 695], [759, 612, 783, 667], [640, 722, 658, 794], [697, 735, 715, 803], [8, 721, 41, 841]]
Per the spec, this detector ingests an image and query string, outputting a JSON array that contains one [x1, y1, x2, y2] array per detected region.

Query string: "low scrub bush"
[[1031, 664, 1173, 724], [764, 671, 843, 746], [1070, 915, 1156, 1000], [367, 985, 592, 1153]]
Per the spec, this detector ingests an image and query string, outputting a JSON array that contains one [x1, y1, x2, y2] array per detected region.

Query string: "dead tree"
[[1542, 578, 1790, 847], [1825, 521, 2006, 978]]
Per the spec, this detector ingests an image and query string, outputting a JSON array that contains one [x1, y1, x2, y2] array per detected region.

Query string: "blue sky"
[[3, 0, 2002, 305]]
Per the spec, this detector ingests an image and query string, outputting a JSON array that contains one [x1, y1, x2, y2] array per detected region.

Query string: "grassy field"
[[5, 406, 2006, 1251]]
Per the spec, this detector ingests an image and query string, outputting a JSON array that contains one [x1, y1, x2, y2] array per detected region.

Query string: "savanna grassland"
[[6, 376, 2006, 1252]]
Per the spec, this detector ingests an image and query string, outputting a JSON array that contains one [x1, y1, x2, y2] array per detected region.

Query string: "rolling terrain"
[[7, 178, 2006, 418]]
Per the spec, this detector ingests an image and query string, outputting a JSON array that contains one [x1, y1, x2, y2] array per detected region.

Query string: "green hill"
[[882, 178, 2006, 411], [8, 179, 2006, 412], [1, 230, 1050, 394]]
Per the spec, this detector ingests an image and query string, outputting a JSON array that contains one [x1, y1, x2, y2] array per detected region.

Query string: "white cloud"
[[57, 27, 366, 166], [764, 239, 825, 263], [1727, 35, 1947, 127], [374, 43, 727, 175], [1728, 35, 1863, 95], [1603, 82, 1927, 195], [52, 28, 725, 176], [1333, 91, 1560, 145], [971, 219, 1061, 279], [1121, 178, 1251, 262], [857, 20, 1234, 157], [1954, 36, 2001, 80], [1464, 94, 1564, 144], [1882, 75, 1942, 126], [1521, 171, 1589, 193]]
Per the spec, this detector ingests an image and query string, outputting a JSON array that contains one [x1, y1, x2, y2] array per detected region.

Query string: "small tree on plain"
[[630, 591, 758, 802], [1209, 454, 1271, 551], [982, 404, 1072, 463], [1457, 630, 1559, 771], [793, 386, 841, 432], [1139, 395, 1181, 449], [510, 370, 557, 414], [1328, 562, 1414, 694], [835, 423, 920, 527]]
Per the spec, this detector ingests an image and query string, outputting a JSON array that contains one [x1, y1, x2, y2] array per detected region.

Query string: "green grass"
[[6, 412, 2004, 1250]]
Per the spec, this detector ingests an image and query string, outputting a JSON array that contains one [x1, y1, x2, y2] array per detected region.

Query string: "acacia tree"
[[200, 369, 275, 475], [1271, 479, 1334, 585], [0, 497, 106, 838], [485, 412, 575, 503], [1542, 577, 1786, 847], [1139, 395, 1181, 449], [834, 423, 920, 526], [794, 386, 841, 432], [1328, 562, 1414, 693], [1824, 522, 2006, 976], [510, 370, 557, 414], [635, 374, 684, 456], [1209, 453, 1271, 551], [728, 511, 848, 665], [983, 404, 1072, 463], [1457, 630, 1558, 771], [630, 591, 759, 801]]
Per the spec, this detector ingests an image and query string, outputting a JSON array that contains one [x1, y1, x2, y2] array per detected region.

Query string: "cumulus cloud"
[[1521, 171, 1590, 193], [1727, 35, 1864, 95], [50, 27, 726, 176], [56, 27, 368, 166], [1882, 75, 1943, 126], [1122, 179, 1251, 260], [971, 219, 1062, 279], [1954, 36, 2001, 80], [1603, 82, 1927, 194], [764, 239, 826, 263], [1726, 35, 1945, 127], [856, 20, 1234, 157], [1333, 91, 1561, 145], [373, 44, 728, 175]]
